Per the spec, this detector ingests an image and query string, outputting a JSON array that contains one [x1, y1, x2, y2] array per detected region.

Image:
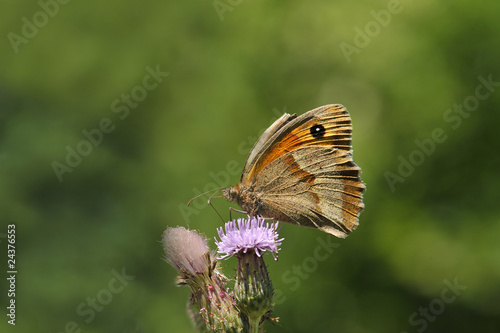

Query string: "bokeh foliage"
[[1, 0, 499, 332]]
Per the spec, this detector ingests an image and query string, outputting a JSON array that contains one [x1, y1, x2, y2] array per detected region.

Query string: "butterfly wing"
[[240, 112, 297, 181], [241, 105, 354, 184], [241, 104, 365, 238]]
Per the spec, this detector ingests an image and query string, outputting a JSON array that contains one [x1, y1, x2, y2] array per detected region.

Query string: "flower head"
[[162, 226, 244, 331], [215, 217, 284, 260], [215, 217, 283, 330], [162, 226, 211, 275]]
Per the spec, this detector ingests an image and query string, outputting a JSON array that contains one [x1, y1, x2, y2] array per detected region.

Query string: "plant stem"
[[248, 315, 261, 333]]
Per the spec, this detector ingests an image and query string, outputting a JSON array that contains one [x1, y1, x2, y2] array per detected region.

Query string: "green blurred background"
[[1, 0, 499, 332]]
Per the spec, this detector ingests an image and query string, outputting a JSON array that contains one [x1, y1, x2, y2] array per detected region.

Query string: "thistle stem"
[[248, 316, 261, 333]]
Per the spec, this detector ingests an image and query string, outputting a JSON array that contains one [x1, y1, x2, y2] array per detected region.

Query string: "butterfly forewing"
[[245, 105, 354, 183]]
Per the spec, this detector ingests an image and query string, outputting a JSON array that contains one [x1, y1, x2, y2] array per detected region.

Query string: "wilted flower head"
[[215, 217, 284, 260], [162, 226, 211, 275], [162, 226, 244, 331]]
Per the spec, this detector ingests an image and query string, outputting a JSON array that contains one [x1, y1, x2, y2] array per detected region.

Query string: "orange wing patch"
[[248, 105, 353, 180]]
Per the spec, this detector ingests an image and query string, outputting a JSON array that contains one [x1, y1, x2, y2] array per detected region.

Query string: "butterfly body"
[[222, 104, 365, 238]]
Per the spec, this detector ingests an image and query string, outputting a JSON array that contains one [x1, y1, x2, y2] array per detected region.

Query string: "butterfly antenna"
[[187, 186, 225, 207]]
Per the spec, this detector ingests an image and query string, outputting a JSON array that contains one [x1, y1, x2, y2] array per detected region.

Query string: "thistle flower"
[[163, 226, 212, 276], [215, 217, 283, 260], [163, 226, 243, 332], [216, 217, 283, 333]]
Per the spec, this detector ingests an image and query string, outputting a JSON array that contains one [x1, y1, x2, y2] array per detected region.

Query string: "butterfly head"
[[222, 185, 262, 217], [221, 186, 239, 203]]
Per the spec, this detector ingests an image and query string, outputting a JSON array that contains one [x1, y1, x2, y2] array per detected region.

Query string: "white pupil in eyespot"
[[310, 124, 325, 138]]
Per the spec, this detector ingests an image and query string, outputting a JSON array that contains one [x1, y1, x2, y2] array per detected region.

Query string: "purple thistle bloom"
[[215, 217, 284, 260]]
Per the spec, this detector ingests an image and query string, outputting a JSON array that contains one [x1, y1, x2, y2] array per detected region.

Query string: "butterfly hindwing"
[[253, 145, 364, 238]]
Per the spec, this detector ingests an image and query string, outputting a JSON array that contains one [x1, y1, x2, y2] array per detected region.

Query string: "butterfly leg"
[[228, 207, 247, 220], [260, 216, 277, 222], [207, 190, 225, 223]]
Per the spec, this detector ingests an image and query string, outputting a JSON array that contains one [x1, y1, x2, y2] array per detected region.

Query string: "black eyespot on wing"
[[310, 124, 326, 139]]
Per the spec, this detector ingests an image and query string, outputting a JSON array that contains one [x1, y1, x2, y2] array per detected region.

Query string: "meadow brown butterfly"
[[222, 104, 365, 238]]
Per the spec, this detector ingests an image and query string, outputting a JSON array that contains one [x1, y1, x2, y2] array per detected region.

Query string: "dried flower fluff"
[[163, 226, 211, 275], [162, 226, 243, 332]]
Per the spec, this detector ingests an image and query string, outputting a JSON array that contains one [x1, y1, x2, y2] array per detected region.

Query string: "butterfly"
[[221, 104, 365, 238]]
